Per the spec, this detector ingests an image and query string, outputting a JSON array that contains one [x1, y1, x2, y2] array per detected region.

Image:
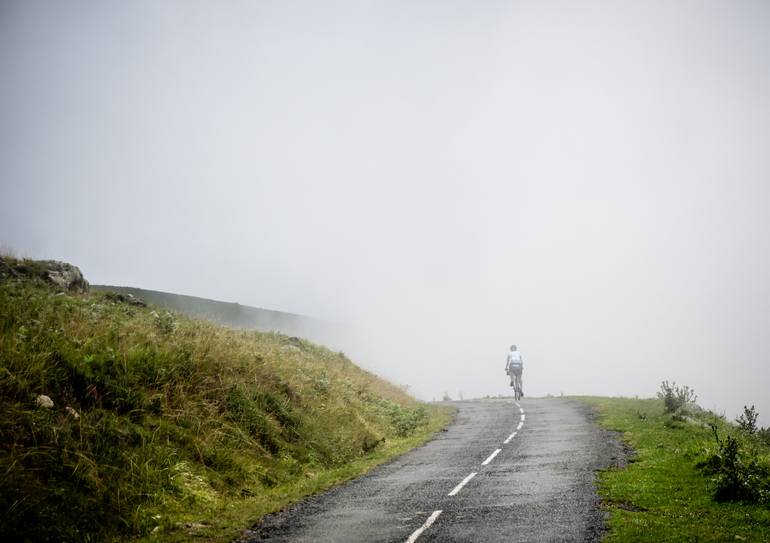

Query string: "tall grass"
[[0, 257, 450, 542]]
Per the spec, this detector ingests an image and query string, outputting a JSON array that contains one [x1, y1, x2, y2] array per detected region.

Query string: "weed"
[[736, 405, 759, 434], [657, 380, 697, 413], [150, 310, 176, 335], [377, 399, 428, 438], [698, 431, 770, 504], [697, 408, 770, 505]]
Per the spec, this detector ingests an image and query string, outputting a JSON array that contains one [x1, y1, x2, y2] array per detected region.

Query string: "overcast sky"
[[2, 0, 769, 423]]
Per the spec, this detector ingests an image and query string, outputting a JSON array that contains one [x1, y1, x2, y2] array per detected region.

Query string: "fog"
[[2, 1, 770, 423]]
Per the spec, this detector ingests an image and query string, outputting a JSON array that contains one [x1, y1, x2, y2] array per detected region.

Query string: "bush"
[[378, 400, 428, 437], [736, 405, 759, 434], [698, 426, 770, 505], [657, 380, 697, 413]]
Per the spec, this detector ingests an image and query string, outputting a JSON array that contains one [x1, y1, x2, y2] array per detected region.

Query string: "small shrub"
[[736, 405, 759, 434], [378, 400, 428, 437], [697, 426, 770, 505], [151, 310, 176, 334], [657, 380, 697, 413]]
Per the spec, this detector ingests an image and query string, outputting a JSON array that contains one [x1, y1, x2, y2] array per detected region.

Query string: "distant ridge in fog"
[[92, 285, 348, 350]]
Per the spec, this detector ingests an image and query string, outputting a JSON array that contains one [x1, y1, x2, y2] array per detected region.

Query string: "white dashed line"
[[407, 401, 527, 541], [481, 448, 502, 466], [448, 472, 477, 496], [405, 510, 443, 543]]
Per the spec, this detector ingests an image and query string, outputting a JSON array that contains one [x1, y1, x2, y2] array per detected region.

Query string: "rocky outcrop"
[[0, 257, 89, 293], [41, 260, 89, 293]]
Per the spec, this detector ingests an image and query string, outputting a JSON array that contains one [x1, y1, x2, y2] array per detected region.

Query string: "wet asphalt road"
[[244, 398, 624, 543]]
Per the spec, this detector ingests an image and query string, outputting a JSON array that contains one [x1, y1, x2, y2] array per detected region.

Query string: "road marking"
[[406, 401, 527, 542], [405, 510, 442, 543], [448, 472, 477, 496], [481, 448, 502, 466]]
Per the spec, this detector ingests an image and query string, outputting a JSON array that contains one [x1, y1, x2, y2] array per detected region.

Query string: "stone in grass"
[[105, 291, 147, 307], [40, 260, 89, 293], [65, 406, 80, 420], [35, 395, 54, 409]]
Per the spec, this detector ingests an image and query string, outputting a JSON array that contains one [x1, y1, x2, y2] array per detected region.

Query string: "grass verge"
[[575, 396, 770, 542], [0, 256, 454, 542]]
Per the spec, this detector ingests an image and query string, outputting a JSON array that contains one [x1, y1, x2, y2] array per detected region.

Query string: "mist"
[[2, 1, 770, 423]]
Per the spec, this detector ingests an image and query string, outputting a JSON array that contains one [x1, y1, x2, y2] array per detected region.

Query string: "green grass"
[[575, 396, 770, 542], [0, 256, 454, 542]]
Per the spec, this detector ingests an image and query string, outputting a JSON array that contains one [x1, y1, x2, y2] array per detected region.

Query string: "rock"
[[65, 406, 80, 420], [284, 336, 304, 350], [105, 291, 147, 307], [40, 260, 89, 293], [0, 257, 89, 292], [35, 395, 54, 409], [0, 257, 21, 280]]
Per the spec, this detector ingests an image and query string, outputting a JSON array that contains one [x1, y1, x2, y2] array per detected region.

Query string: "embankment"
[[0, 256, 452, 542]]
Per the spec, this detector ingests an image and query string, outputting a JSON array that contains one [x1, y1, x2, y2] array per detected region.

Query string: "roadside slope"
[[576, 396, 770, 542], [0, 256, 452, 543]]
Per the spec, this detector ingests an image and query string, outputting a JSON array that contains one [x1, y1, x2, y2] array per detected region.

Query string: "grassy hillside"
[[89, 285, 346, 347], [576, 396, 770, 542], [0, 257, 452, 542]]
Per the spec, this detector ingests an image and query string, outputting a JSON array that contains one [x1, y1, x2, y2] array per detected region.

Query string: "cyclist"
[[505, 345, 524, 397]]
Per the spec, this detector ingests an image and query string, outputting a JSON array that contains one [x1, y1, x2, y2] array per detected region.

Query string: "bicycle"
[[512, 373, 523, 401], [514, 376, 523, 401], [507, 368, 523, 400]]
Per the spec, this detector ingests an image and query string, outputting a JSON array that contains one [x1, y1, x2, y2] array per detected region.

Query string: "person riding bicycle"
[[505, 345, 524, 396]]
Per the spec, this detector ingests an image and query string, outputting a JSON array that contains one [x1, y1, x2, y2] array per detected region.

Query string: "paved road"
[[244, 398, 624, 543]]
